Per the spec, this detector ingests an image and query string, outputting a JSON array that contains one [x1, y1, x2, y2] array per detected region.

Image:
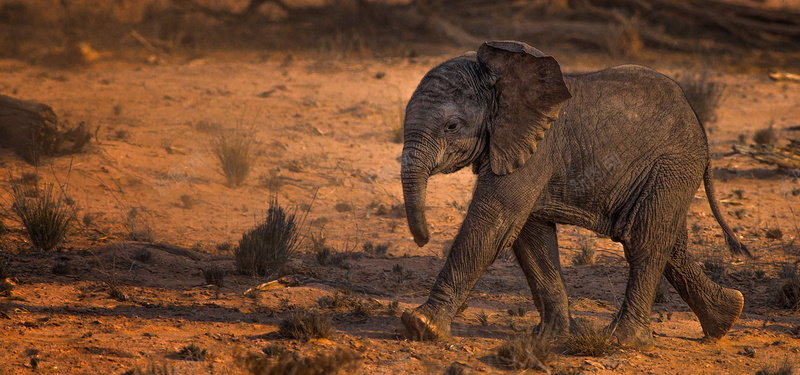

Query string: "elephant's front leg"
[[513, 219, 572, 339], [402, 210, 518, 340], [402, 172, 542, 340]]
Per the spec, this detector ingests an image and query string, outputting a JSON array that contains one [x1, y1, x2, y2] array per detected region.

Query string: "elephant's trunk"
[[402, 169, 430, 247], [401, 140, 433, 247]]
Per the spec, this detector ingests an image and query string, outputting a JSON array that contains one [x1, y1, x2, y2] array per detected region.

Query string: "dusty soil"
[[1, 19, 800, 375]]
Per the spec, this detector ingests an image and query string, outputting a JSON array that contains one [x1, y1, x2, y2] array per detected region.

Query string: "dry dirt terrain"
[[1, 1, 800, 374]]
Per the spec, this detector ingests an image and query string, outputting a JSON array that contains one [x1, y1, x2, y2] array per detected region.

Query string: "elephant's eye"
[[445, 121, 459, 132]]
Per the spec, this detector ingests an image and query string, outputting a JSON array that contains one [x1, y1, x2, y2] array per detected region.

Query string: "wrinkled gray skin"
[[400, 41, 749, 351]]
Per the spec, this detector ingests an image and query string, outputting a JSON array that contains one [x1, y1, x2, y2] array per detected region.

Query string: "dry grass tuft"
[[278, 310, 334, 341], [754, 127, 778, 146], [494, 333, 552, 371], [202, 266, 225, 287], [566, 319, 615, 357], [211, 127, 256, 187], [178, 343, 208, 361], [11, 182, 75, 251], [235, 198, 301, 278], [678, 71, 725, 124], [775, 276, 800, 311], [121, 361, 174, 375], [125, 207, 155, 242], [238, 348, 359, 375], [573, 231, 596, 265], [756, 356, 796, 375]]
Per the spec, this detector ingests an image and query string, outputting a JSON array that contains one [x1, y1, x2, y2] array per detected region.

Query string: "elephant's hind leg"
[[609, 161, 695, 351], [663, 229, 743, 340], [513, 219, 571, 340]]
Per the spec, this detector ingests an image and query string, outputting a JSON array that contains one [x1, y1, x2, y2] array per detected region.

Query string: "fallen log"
[[732, 141, 800, 170], [0, 94, 90, 164]]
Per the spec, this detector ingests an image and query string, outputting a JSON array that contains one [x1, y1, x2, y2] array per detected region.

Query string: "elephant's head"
[[401, 41, 572, 247]]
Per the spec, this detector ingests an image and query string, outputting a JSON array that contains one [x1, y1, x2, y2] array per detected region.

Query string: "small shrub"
[[215, 242, 232, 252], [202, 267, 225, 287], [508, 305, 527, 317], [443, 362, 470, 375], [334, 201, 353, 212], [278, 310, 334, 341], [566, 319, 615, 356], [318, 292, 360, 310], [654, 276, 671, 304], [211, 127, 255, 187], [11, 182, 75, 251], [51, 261, 71, 275], [316, 247, 350, 268], [262, 344, 288, 357], [679, 71, 724, 124], [775, 276, 800, 311], [754, 127, 778, 146], [179, 194, 195, 209], [81, 212, 95, 226], [0, 259, 12, 297], [178, 343, 208, 361], [765, 227, 784, 240], [132, 248, 153, 264], [573, 233, 596, 265], [126, 207, 154, 242], [476, 311, 490, 326], [386, 301, 401, 316], [122, 361, 174, 375], [494, 333, 552, 370], [238, 348, 359, 375], [106, 276, 128, 302], [756, 356, 795, 375], [235, 199, 301, 278], [363, 241, 390, 257]]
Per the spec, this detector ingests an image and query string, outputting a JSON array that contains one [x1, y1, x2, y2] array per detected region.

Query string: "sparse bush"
[[262, 344, 288, 357], [106, 276, 128, 302], [508, 305, 527, 317], [215, 242, 232, 252], [278, 310, 334, 341], [756, 356, 795, 375], [334, 201, 353, 212], [754, 127, 778, 146], [494, 333, 552, 371], [179, 194, 195, 209], [126, 207, 154, 242], [363, 241, 390, 257], [573, 231, 596, 265], [443, 362, 470, 375], [654, 276, 671, 303], [387, 301, 401, 316], [122, 361, 174, 375], [51, 261, 71, 275], [679, 71, 725, 124], [11, 182, 75, 251], [765, 227, 784, 240], [316, 247, 350, 268], [202, 267, 225, 287], [318, 292, 360, 310], [566, 319, 615, 356], [211, 127, 255, 187], [775, 276, 800, 311], [132, 248, 153, 264], [0, 259, 12, 297], [235, 199, 301, 278], [178, 343, 208, 361], [476, 311, 490, 326], [81, 212, 95, 226], [238, 348, 359, 375]]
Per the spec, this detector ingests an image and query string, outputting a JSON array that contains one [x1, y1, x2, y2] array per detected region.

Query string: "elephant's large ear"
[[477, 41, 571, 175]]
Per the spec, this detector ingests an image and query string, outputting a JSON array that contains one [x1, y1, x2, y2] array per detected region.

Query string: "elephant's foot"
[[401, 309, 450, 341], [607, 319, 654, 351], [533, 314, 572, 341], [697, 288, 744, 340]]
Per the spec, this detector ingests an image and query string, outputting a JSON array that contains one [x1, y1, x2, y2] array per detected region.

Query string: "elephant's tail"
[[703, 164, 753, 258]]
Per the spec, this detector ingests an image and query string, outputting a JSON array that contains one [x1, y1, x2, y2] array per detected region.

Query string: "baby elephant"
[[399, 40, 748, 350]]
